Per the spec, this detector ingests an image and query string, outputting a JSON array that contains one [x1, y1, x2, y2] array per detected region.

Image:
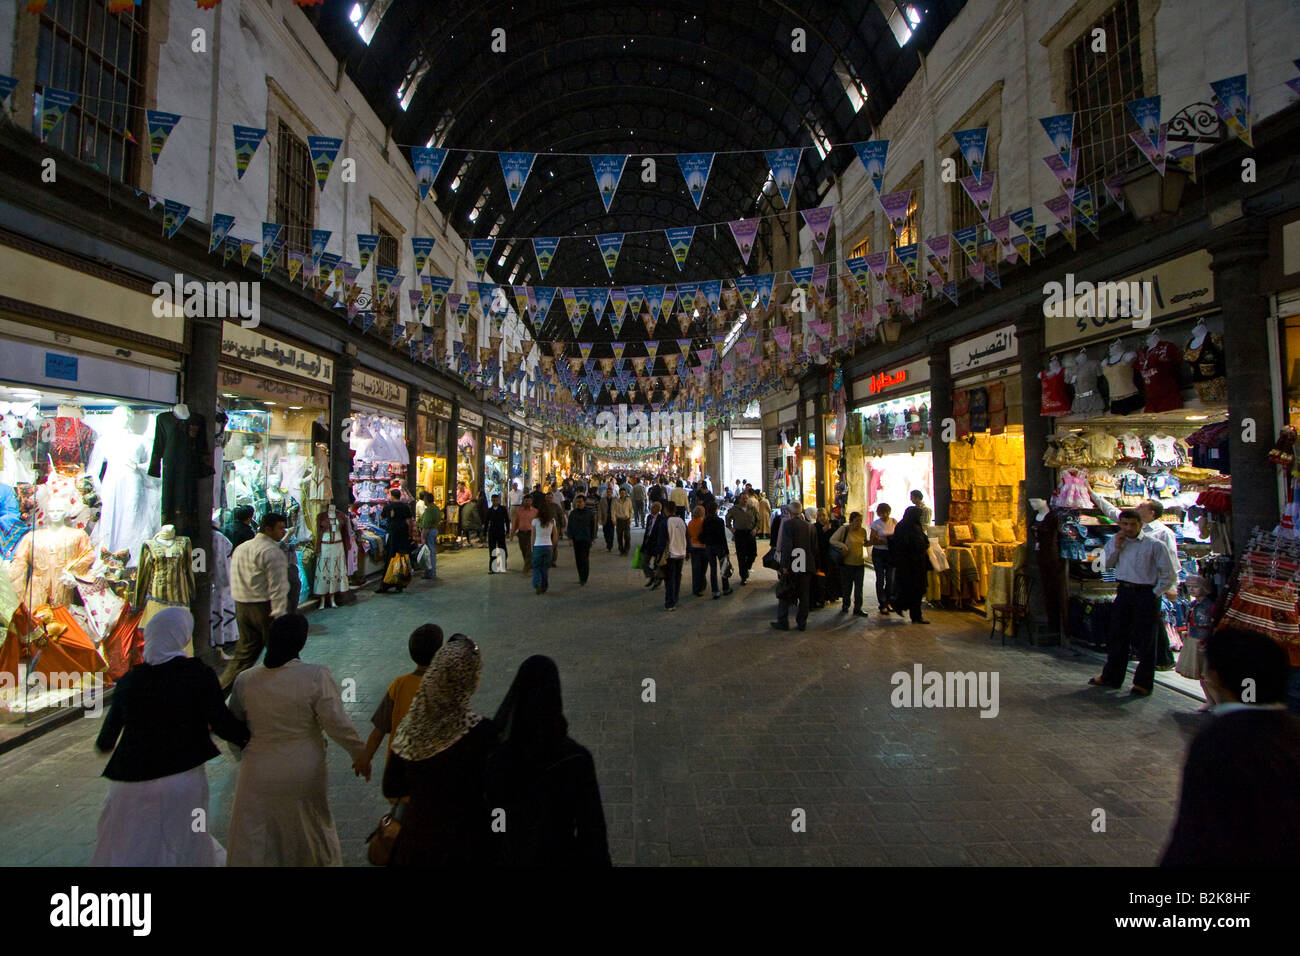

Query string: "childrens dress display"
[[1069, 358, 1107, 416], [1051, 468, 1094, 510], [1102, 356, 1143, 415], [1136, 340, 1184, 413], [1039, 366, 1072, 417]]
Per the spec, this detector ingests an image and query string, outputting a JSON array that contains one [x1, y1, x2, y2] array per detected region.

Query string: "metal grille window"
[[376, 226, 398, 270], [33, 0, 147, 184], [1067, 0, 1145, 193], [275, 122, 314, 254], [849, 237, 870, 259], [948, 149, 985, 281]]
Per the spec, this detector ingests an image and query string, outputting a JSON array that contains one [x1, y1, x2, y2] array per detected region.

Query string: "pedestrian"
[[830, 511, 869, 616], [771, 502, 812, 632], [643, 500, 666, 589], [812, 508, 839, 609], [662, 502, 688, 610], [475, 491, 491, 546], [221, 511, 289, 693], [647, 476, 666, 510], [226, 613, 368, 866], [512, 494, 537, 575], [377, 488, 413, 594], [669, 479, 689, 512], [383, 635, 499, 866], [549, 485, 566, 568], [869, 503, 897, 615], [725, 490, 759, 585], [756, 493, 772, 539], [1161, 628, 1300, 866], [357, 624, 443, 786], [485, 493, 511, 571], [909, 489, 932, 527], [613, 488, 633, 555], [486, 655, 611, 866], [223, 505, 256, 552], [417, 492, 441, 580], [455, 480, 472, 506], [531, 495, 557, 594], [567, 493, 597, 585], [631, 476, 647, 528], [597, 485, 616, 552], [91, 608, 249, 866], [701, 501, 733, 598], [687, 504, 708, 597], [1088, 508, 1178, 695], [889, 506, 932, 624]]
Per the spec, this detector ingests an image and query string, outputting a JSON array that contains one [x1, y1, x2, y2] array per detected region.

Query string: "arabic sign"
[[352, 369, 407, 408], [221, 322, 333, 385], [418, 395, 453, 419], [458, 409, 484, 428], [851, 357, 930, 404], [1044, 250, 1214, 348], [949, 325, 1018, 376], [219, 368, 325, 409]]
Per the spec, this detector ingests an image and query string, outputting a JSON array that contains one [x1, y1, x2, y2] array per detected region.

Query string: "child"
[[357, 624, 443, 783], [1175, 576, 1217, 710]]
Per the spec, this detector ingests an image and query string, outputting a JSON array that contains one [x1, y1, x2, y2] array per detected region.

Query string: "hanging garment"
[[95, 433, 161, 559], [1039, 367, 1072, 417], [987, 382, 1006, 435], [0, 414, 37, 486], [1148, 434, 1183, 468], [0, 483, 27, 560], [134, 536, 196, 610], [1136, 340, 1184, 413], [1081, 431, 1119, 466], [71, 550, 130, 643], [1117, 433, 1147, 462], [1185, 333, 1227, 403], [953, 389, 971, 437], [210, 531, 237, 647], [37, 417, 96, 478], [313, 513, 351, 595], [969, 387, 989, 433], [1052, 468, 1094, 510], [1102, 357, 1143, 414], [149, 413, 213, 539], [1070, 358, 1107, 416]]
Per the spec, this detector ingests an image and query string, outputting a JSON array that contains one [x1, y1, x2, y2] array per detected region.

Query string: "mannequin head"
[[328, 503, 336, 515], [242, 445, 258, 460], [110, 405, 130, 427], [45, 505, 69, 526], [286, 441, 300, 457]]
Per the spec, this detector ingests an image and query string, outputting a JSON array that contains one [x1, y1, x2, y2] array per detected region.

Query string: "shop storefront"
[[455, 407, 484, 505], [416, 395, 452, 508], [0, 252, 186, 730], [349, 369, 408, 577], [1038, 256, 1228, 682], [484, 420, 510, 502], [848, 356, 932, 522], [766, 402, 801, 505], [510, 427, 525, 498]]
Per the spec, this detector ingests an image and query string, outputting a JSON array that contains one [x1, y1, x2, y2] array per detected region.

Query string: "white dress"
[[95, 433, 160, 557], [313, 516, 349, 595], [226, 660, 365, 866], [90, 765, 225, 867]]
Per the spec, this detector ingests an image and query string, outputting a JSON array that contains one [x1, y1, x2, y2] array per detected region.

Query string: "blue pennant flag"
[[677, 152, 714, 210], [590, 154, 628, 212], [411, 146, 447, 200], [498, 152, 536, 209]]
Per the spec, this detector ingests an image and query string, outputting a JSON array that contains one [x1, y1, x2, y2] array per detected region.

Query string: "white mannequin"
[[1145, 330, 1160, 349], [226, 444, 263, 509], [1029, 497, 1049, 522], [1048, 355, 1061, 373], [172, 404, 190, 421], [1105, 338, 1137, 364], [1189, 319, 1208, 349], [276, 441, 308, 501], [1066, 348, 1089, 383]]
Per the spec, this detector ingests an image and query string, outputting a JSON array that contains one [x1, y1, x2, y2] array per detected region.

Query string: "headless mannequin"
[[228, 444, 263, 510], [1106, 339, 1138, 365], [1048, 356, 1061, 374], [1189, 319, 1208, 349], [1146, 330, 1160, 349], [1066, 349, 1088, 384]]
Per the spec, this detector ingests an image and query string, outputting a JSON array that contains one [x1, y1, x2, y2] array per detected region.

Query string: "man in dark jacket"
[[485, 493, 511, 572], [566, 495, 598, 585], [642, 500, 666, 589], [223, 505, 257, 551], [771, 502, 813, 632]]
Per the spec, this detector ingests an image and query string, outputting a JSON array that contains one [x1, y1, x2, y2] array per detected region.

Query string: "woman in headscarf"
[[486, 656, 611, 866], [227, 614, 368, 866], [383, 635, 499, 865], [888, 505, 932, 624], [91, 607, 248, 866]]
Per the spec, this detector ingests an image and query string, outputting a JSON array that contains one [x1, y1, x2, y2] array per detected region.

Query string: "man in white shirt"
[[221, 512, 290, 693], [1091, 491, 1180, 666], [663, 502, 688, 610], [1089, 510, 1178, 696], [669, 479, 689, 511]]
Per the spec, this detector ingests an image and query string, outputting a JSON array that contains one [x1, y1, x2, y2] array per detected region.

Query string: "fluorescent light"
[[1185, 414, 1209, 420]]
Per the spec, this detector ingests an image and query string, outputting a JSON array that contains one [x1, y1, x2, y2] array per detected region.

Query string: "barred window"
[[948, 149, 985, 282], [849, 237, 870, 259], [376, 225, 399, 271], [33, 0, 147, 184], [1067, 0, 1145, 193], [275, 122, 315, 254]]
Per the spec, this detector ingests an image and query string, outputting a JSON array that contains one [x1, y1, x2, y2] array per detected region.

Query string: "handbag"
[[762, 548, 781, 571], [384, 553, 412, 586], [632, 545, 644, 570], [927, 540, 950, 572], [366, 800, 407, 866], [773, 572, 796, 602], [721, 556, 734, 580]]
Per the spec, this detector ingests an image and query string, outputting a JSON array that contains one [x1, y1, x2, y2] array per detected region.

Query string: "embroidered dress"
[[7, 525, 94, 607], [1039, 367, 1072, 417], [38, 417, 96, 477], [1136, 341, 1184, 413], [1069, 359, 1107, 416], [1052, 468, 1093, 510], [135, 537, 196, 629], [72, 551, 130, 643], [313, 514, 350, 595]]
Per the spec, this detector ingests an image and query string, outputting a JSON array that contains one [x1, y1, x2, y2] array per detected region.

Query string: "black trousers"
[[733, 529, 757, 581], [573, 540, 592, 583], [603, 519, 615, 550], [690, 548, 707, 594], [488, 530, 508, 570], [706, 545, 730, 594], [1101, 584, 1160, 689], [840, 564, 865, 611], [221, 601, 271, 693], [872, 548, 894, 610], [616, 518, 631, 554], [664, 556, 684, 607], [777, 572, 811, 627]]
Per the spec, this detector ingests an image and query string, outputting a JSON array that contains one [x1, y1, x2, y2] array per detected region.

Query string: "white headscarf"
[[143, 606, 192, 665]]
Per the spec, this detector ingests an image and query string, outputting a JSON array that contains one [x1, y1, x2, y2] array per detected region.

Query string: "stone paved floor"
[[0, 528, 1205, 866]]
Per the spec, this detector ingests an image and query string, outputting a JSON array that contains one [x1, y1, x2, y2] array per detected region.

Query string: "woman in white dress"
[[227, 614, 368, 866]]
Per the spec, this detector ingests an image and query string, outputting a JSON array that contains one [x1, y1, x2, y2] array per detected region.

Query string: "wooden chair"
[[990, 572, 1032, 644]]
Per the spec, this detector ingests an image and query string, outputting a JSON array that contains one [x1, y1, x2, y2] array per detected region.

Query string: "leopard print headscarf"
[[390, 636, 483, 762]]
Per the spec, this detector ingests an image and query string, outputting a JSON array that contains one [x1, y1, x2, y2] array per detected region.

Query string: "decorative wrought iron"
[[1166, 102, 1223, 145]]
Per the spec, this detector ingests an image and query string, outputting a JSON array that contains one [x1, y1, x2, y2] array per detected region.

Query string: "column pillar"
[[448, 398, 460, 506], [184, 317, 220, 669], [1207, 219, 1272, 556], [928, 347, 952, 524], [331, 347, 357, 509], [1016, 307, 1058, 643], [406, 386, 420, 499]]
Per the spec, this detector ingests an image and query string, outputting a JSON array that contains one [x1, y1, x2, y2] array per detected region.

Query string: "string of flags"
[[21, 0, 324, 13]]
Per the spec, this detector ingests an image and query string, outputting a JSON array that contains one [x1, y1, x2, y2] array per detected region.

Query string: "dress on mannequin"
[[1039, 366, 1072, 417], [7, 522, 94, 607], [38, 415, 96, 478], [0, 482, 27, 559], [313, 509, 351, 596], [148, 412, 213, 539], [1136, 339, 1184, 413], [71, 549, 130, 643], [1069, 356, 1107, 417], [1102, 353, 1143, 415], [134, 532, 195, 628], [0, 412, 38, 485], [93, 420, 160, 558], [1185, 332, 1227, 403]]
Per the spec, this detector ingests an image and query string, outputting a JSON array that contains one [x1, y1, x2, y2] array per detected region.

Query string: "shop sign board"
[[418, 394, 453, 419], [221, 322, 334, 386], [950, 326, 1018, 376], [487, 420, 510, 440], [1044, 250, 1214, 348], [458, 409, 484, 428], [852, 357, 930, 403], [352, 369, 406, 407], [219, 368, 324, 408]]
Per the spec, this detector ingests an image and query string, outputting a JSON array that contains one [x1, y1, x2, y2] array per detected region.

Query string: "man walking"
[[567, 493, 597, 585], [485, 493, 511, 572], [417, 492, 441, 579], [1089, 509, 1178, 696], [598, 486, 616, 552], [511, 494, 537, 575], [631, 476, 647, 528], [662, 502, 687, 610], [643, 500, 665, 589], [726, 490, 759, 585], [222, 512, 289, 693], [771, 502, 813, 632], [613, 487, 633, 555], [669, 479, 689, 513]]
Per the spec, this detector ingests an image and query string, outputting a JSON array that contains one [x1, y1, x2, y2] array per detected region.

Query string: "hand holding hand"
[[353, 757, 371, 781]]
